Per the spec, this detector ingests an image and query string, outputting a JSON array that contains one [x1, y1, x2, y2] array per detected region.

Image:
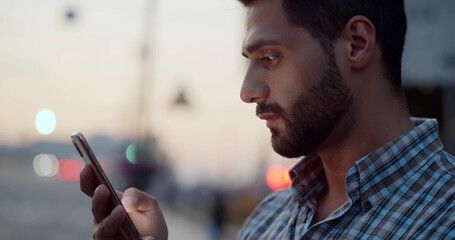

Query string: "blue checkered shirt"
[[238, 118, 455, 239]]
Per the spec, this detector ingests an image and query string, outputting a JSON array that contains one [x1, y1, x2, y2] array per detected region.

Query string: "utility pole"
[[136, 0, 158, 141], [127, 0, 161, 191]]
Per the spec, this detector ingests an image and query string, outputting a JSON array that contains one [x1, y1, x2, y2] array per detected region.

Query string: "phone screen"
[[71, 132, 141, 240]]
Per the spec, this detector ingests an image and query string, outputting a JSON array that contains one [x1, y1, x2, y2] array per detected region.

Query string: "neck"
[[315, 84, 413, 210]]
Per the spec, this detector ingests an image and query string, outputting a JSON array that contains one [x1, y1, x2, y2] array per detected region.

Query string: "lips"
[[258, 113, 277, 120], [258, 113, 280, 128]]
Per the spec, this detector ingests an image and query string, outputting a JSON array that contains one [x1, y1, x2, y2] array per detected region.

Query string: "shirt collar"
[[289, 118, 444, 209], [289, 153, 327, 205]]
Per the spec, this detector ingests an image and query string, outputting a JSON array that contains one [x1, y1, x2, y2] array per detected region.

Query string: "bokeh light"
[[33, 154, 59, 177], [126, 143, 137, 164], [56, 159, 83, 182], [35, 108, 56, 135], [266, 164, 292, 191]]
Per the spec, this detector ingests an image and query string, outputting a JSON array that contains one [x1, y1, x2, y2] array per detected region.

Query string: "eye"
[[262, 55, 276, 63]]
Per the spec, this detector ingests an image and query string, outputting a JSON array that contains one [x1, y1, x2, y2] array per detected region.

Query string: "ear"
[[340, 15, 376, 70]]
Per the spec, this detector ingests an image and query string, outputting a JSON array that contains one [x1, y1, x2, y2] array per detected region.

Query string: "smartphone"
[[71, 132, 141, 240]]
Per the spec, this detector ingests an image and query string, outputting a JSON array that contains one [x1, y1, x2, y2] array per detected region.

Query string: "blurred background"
[[0, 0, 454, 239]]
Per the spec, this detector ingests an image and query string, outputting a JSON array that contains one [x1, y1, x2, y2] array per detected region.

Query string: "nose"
[[240, 66, 269, 103]]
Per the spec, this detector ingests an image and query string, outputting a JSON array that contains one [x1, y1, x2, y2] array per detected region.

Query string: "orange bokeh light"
[[266, 164, 293, 191]]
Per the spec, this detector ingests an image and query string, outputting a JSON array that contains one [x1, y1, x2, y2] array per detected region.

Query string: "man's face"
[[241, 0, 352, 158]]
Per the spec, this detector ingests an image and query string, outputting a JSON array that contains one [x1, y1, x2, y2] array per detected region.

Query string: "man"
[[80, 0, 455, 239]]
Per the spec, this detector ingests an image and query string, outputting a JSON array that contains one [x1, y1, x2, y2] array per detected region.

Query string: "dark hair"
[[238, 0, 407, 89]]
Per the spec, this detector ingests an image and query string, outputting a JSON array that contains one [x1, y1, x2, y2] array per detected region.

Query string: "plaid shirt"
[[238, 118, 455, 239]]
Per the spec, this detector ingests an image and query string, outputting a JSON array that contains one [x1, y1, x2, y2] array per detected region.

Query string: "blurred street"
[[0, 159, 238, 240], [1, 0, 453, 239]]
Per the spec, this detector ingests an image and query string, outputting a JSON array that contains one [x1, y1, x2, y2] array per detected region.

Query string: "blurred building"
[[402, 0, 455, 154]]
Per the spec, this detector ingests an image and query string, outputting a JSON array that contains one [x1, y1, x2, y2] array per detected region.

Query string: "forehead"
[[245, 0, 284, 30], [243, 0, 305, 50]]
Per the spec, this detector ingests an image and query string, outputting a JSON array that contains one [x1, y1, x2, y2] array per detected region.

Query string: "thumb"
[[142, 237, 155, 240], [121, 188, 159, 213]]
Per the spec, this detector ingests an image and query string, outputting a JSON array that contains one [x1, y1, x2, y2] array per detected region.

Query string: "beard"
[[256, 55, 352, 158]]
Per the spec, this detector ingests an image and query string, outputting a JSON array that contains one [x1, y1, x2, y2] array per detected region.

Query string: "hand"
[[80, 164, 168, 240]]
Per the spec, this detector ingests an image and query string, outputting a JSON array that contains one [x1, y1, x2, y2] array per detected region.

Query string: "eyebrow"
[[242, 39, 281, 58]]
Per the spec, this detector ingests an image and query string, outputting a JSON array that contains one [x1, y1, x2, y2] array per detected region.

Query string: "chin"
[[270, 128, 322, 158], [271, 136, 316, 159]]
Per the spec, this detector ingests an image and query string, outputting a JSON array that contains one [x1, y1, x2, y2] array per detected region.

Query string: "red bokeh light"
[[56, 159, 83, 182]]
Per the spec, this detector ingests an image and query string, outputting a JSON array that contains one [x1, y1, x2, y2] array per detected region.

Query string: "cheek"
[[332, 40, 352, 86], [292, 44, 328, 90], [267, 49, 326, 109], [268, 69, 302, 110]]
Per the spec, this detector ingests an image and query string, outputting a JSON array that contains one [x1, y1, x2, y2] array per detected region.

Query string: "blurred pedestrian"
[[208, 191, 226, 240]]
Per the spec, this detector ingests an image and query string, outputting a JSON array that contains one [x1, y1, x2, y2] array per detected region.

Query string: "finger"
[[122, 188, 159, 213], [115, 189, 124, 199], [80, 164, 98, 197], [92, 184, 111, 224], [142, 237, 156, 240], [93, 205, 126, 240]]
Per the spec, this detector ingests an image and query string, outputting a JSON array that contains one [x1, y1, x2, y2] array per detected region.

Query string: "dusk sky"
[[0, 0, 293, 186]]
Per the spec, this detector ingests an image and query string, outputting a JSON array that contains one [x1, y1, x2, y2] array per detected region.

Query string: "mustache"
[[256, 102, 285, 117]]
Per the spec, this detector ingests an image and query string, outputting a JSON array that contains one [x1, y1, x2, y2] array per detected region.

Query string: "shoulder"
[[422, 149, 455, 191], [409, 149, 455, 202], [433, 150, 455, 175], [242, 188, 294, 225], [396, 150, 455, 237], [421, 151, 455, 238], [237, 188, 295, 239]]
